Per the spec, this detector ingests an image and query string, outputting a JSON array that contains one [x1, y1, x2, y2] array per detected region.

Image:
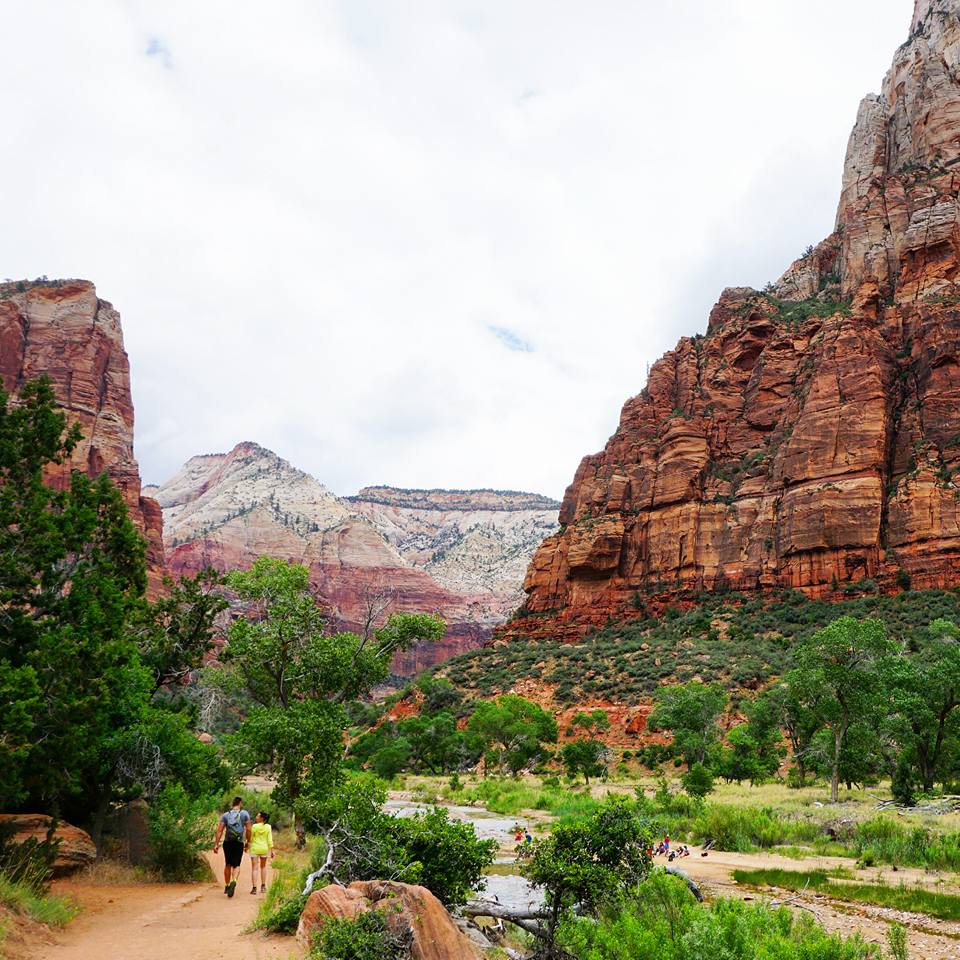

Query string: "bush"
[[558, 873, 878, 960], [147, 785, 217, 881], [0, 821, 59, 891], [682, 763, 715, 799], [261, 892, 308, 933], [311, 909, 411, 959]]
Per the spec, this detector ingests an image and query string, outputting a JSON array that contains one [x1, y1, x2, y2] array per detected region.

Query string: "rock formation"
[[297, 880, 482, 960], [0, 814, 97, 877], [152, 442, 553, 674], [349, 486, 559, 619], [520, 0, 960, 634], [0, 279, 165, 592]]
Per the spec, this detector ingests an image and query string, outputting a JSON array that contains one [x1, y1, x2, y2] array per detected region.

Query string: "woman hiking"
[[248, 811, 274, 894]]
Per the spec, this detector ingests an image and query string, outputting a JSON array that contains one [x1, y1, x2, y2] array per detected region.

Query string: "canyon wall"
[[0, 279, 165, 591], [349, 486, 559, 620], [520, 0, 960, 635], [152, 443, 556, 675]]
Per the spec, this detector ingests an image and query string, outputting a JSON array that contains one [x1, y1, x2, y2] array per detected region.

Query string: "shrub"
[[558, 873, 877, 960], [311, 909, 411, 959], [682, 763, 714, 799], [147, 785, 217, 881], [262, 892, 308, 933], [0, 821, 59, 891]]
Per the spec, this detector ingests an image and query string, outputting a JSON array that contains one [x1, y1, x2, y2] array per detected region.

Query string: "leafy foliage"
[[311, 910, 411, 960]]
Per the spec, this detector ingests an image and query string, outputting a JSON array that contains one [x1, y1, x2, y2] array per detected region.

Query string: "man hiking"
[[213, 796, 252, 897]]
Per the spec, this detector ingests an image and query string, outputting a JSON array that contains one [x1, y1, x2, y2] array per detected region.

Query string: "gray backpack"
[[223, 809, 245, 842]]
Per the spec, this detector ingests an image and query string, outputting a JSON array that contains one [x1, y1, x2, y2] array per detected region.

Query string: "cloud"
[[488, 325, 534, 353], [145, 36, 173, 69], [0, 0, 911, 498]]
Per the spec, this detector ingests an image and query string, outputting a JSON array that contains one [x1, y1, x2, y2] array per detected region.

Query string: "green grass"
[[732, 867, 960, 921], [0, 873, 78, 927], [251, 840, 315, 934]]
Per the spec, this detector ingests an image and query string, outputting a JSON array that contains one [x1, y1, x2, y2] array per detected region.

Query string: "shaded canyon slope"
[[0, 279, 165, 592], [150, 443, 558, 675], [520, 0, 960, 637]]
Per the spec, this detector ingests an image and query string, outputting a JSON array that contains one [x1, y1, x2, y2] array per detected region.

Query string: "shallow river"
[[384, 799, 544, 911]]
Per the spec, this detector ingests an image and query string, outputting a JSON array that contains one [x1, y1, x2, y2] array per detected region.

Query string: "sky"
[[2, 1, 911, 499]]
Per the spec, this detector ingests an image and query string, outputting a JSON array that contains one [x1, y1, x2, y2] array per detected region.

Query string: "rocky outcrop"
[[349, 487, 559, 619], [297, 880, 481, 960], [152, 443, 496, 675], [0, 279, 165, 592], [0, 814, 96, 877], [520, 0, 960, 634]]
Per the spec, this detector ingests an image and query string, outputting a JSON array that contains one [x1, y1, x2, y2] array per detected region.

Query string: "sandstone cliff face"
[[151, 443, 501, 675], [521, 0, 960, 633], [349, 487, 559, 619], [0, 279, 165, 591]]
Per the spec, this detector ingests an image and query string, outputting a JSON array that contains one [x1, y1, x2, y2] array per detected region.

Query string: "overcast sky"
[[3, 1, 910, 499]]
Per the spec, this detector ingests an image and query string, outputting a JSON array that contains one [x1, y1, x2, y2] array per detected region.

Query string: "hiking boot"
[[227, 879, 237, 898], [224, 885, 229, 895], [260, 884, 266, 893], [250, 886, 257, 894]]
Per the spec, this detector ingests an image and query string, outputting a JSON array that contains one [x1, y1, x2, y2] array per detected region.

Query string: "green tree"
[[0, 377, 149, 823], [218, 557, 444, 843], [561, 710, 611, 784], [523, 797, 652, 959], [0, 378, 230, 839], [681, 762, 714, 799], [884, 618, 960, 791], [715, 694, 783, 786], [766, 678, 820, 788], [648, 681, 728, 769], [789, 617, 896, 803], [466, 695, 558, 775]]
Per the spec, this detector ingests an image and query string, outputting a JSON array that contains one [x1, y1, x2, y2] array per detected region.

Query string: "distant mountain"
[[149, 442, 558, 674], [349, 486, 559, 616]]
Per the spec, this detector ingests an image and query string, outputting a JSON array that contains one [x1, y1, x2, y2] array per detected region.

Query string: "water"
[[384, 798, 544, 911]]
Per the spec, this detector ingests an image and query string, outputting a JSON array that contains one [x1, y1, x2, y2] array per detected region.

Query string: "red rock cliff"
[[522, 0, 960, 633], [0, 279, 165, 591]]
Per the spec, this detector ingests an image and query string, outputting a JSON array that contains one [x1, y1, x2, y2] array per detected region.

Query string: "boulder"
[[0, 814, 96, 877], [298, 880, 481, 960]]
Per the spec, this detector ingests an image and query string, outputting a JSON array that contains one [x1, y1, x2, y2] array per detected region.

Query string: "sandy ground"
[[674, 846, 960, 960], [29, 852, 301, 960]]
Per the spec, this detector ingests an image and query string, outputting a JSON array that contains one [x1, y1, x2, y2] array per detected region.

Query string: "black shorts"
[[222, 839, 244, 868]]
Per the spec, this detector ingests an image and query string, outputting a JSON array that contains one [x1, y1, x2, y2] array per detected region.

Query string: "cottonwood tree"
[[217, 556, 444, 844], [884, 618, 960, 793], [467, 694, 558, 775], [788, 617, 896, 803], [561, 710, 611, 784], [648, 681, 728, 769]]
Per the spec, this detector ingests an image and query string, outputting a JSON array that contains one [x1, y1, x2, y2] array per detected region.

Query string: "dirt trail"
[[34, 852, 300, 960]]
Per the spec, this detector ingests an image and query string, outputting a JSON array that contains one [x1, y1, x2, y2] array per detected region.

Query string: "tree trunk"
[[830, 725, 842, 803]]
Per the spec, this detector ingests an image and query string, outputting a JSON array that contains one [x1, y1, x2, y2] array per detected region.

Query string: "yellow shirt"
[[249, 822, 273, 856]]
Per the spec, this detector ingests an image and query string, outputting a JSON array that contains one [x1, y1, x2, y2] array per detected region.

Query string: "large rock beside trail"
[[0, 814, 96, 877], [297, 880, 481, 960], [0, 279, 165, 594], [516, 0, 960, 637]]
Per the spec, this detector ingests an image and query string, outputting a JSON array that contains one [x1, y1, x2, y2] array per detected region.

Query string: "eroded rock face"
[[0, 814, 96, 877], [297, 880, 481, 960], [349, 486, 559, 619], [520, 0, 960, 634], [0, 280, 165, 593], [152, 443, 499, 675]]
